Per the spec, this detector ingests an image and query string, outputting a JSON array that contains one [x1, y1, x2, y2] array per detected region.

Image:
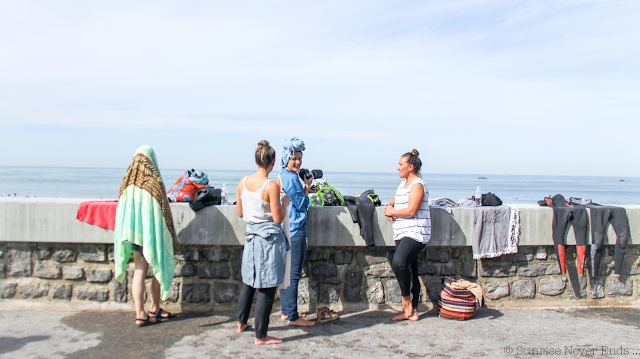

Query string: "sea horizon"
[[1, 165, 637, 179], [1, 166, 639, 205]]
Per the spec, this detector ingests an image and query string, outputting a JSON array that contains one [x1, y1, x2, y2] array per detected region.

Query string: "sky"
[[0, 0, 639, 176]]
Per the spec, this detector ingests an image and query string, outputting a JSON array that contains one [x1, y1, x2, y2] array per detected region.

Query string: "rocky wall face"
[[0, 243, 638, 310]]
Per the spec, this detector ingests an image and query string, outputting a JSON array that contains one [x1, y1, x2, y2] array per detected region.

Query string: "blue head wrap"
[[281, 137, 305, 168]]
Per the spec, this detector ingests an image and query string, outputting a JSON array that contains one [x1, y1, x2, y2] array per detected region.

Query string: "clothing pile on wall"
[[458, 192, 503, 207], [299, 177, 382, 246], [429, 198, 458, 213], [431, 191, 521, 259], [167, 169, 212, 203], [539, 194, 630, 276], [165, 169, 226, 212]]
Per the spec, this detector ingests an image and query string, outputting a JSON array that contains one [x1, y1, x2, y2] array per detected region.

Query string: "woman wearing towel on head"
[[384, 149, 431, 321], [236, 140, 290, 345], [114, 145, 179, 327], [278, 137, 317, 327]]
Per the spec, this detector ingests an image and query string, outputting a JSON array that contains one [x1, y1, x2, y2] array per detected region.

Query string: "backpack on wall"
[[189, 188, 222, 212], [310, 180, 345, 206], [481, 192, 503, 206]]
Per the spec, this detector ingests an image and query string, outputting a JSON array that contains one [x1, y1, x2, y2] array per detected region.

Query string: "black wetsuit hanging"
[[545, 194, 589, 275], [345, 189, 381, 247], [542, 194, 631, 276], [585, 204, 630, 276]]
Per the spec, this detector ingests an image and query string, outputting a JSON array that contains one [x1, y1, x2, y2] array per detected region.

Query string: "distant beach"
[[1, 166, 638, 205]]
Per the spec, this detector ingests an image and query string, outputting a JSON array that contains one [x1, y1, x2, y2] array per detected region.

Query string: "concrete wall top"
[[0, 198, 637, 247]]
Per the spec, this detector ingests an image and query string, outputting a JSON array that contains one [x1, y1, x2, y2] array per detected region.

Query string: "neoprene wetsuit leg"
[[610, 207, 630, 274], [588, 205, 630, 276], [550, 194, 588, 275], [588, 206, 609, 277]]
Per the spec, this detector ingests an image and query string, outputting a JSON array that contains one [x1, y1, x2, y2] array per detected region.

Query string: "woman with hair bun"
[[235, 140, 290, 345], [384, 149, 431, 321]]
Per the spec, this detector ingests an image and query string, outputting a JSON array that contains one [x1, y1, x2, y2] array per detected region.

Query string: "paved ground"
[[0, 307, 639, 358]]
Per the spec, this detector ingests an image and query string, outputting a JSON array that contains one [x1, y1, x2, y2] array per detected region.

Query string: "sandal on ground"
[[135, 315, 157, 327], [150, 308, 175, 320], [316, 307, 340, 323]]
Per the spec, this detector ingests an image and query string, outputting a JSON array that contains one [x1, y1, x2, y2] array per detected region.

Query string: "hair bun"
[[255, 140, 276, 168], [411, 149, 419, 157]]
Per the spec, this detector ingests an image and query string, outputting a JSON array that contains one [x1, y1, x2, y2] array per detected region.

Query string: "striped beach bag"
[[437, 278, 482, 320]]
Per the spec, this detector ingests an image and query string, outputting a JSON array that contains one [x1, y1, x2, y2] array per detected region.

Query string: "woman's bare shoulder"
[[409, 179, 424, 191], [265, 180, 279, 191]]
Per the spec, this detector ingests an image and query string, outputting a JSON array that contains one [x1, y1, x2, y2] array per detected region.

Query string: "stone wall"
[[1, 242, 639, 311]]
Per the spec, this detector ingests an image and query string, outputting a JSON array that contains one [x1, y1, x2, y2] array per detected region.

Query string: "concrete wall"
[[1, 198, 638, 246], [0, 242, 639, 312], [0, 198, 638, 312]]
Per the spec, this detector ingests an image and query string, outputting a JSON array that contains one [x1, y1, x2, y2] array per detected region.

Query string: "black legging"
[[587, 205, 630, 276], [392, 237, 426, 309], [237, 284, 277, 339]]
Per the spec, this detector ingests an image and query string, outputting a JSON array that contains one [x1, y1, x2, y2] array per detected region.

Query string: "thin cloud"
[[0, 1, 639, 175]]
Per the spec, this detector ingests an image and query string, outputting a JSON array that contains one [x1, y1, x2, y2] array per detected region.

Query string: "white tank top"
[[392, 177, 431, 244], [240, 177, 273, 224]]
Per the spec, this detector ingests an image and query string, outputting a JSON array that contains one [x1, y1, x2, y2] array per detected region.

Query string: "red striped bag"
[[437, 279, 480, 320]]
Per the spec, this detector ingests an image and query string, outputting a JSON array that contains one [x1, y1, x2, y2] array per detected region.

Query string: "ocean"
[[0, 166, 638, 205]]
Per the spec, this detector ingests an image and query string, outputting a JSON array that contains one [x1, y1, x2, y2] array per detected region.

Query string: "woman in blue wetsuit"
[[278, 137, 318, 327]]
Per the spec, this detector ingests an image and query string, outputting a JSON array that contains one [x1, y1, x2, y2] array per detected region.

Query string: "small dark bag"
[[189, 188, 222, 212], [481, 192, 503, 206]]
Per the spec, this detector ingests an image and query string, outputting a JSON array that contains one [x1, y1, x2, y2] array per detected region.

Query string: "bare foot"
[[281, 313, 306, 321], [288, 318, 315, 327], [409, 310, 419, 321], [392, 312, 409, 321], [255, 336, 283, 345], [393, 309, 419, 321], [237, 323, 251, 333], [401, 294, 414, 317]]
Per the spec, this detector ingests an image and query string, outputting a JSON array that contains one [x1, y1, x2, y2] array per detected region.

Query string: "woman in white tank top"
[[240, 177, 274, 223], [235, 140, 290, 345], [383, 149, 430, 322]]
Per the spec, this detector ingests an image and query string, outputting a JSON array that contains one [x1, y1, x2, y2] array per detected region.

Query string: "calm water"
[[0, 166, 638, 205]]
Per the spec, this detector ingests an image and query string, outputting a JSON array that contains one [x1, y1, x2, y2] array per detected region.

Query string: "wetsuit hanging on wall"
[[344, 189, 382, 247], [586, 204, 630, 277], [543, 194, 589, 275]]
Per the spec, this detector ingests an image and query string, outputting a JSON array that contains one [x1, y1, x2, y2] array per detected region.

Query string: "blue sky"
[[1, 0, 639, 176]]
